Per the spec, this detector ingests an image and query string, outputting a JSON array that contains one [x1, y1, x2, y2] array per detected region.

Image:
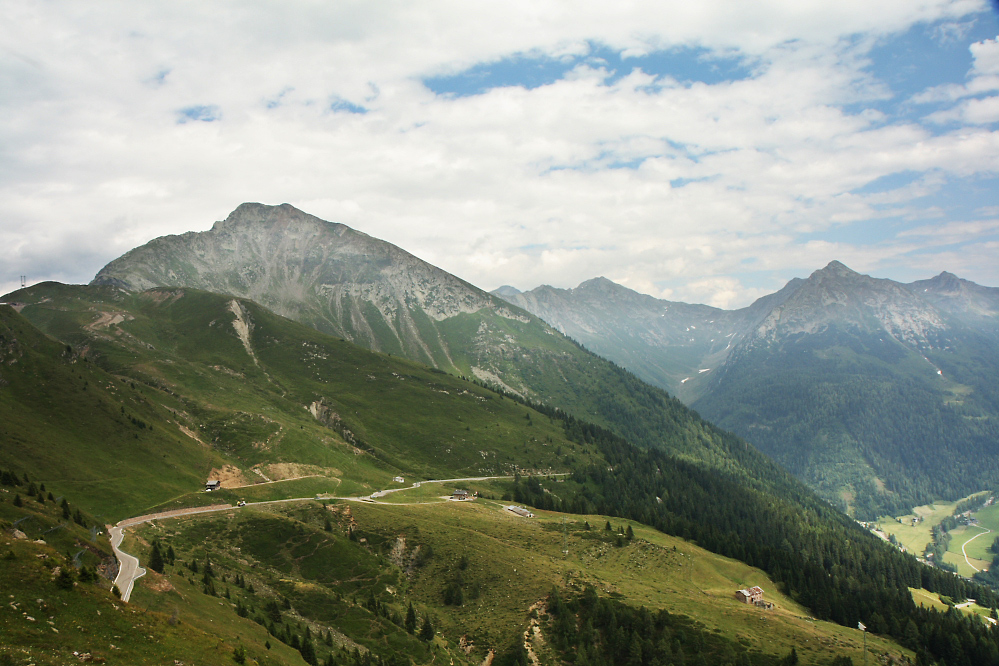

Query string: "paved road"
[[110, 525, 145, 603], [107, 473, 545, 600], [962, 526, 992, 572]]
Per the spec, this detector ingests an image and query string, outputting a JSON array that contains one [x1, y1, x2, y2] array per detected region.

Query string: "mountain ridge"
[[495, 262, 999, 517]]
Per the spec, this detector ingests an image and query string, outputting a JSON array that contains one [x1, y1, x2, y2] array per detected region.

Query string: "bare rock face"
[[93, 203, 512, 368], [748, 261, 948, 349]]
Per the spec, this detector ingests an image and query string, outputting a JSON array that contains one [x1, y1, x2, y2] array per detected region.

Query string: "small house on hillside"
[[393, 476, 405, 483], [506, 505, 534, 518], [452, 489, 469, 500], [735, 586, 764, 604], [205, 480, 221, 492]]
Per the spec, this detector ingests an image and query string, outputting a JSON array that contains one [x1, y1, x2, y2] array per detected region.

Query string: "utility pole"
[[562, 517, 568, 558], [858, 621, 867, 666], [20, 275, 26, 289]]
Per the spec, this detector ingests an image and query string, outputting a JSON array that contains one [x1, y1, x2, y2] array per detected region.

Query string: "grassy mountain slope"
[[3, 284, 592, 519], [120, 497, 907, 666], [4, 281, 837, 516], [0, 299, 224, 519]]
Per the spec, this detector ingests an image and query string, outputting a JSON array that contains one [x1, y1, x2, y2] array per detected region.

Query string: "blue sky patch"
[[853, 11, 999, 127], [850, 170, 922, 195], [176, 105, 221, 123], [330, 96, 367, 114], [423, 42, 753, 98], [146, 68, 170, 87]]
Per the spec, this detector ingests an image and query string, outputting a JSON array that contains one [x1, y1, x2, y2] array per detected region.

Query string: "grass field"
[[942, 523, 992, 576], [880, 493, 998, 577], [964, 503, 999, 562], [878, 500, 959, 554], [910, 587, 996, 622]]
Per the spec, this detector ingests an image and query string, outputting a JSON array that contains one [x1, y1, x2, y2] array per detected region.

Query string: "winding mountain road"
[[107, 474, 536, 601], [962, 526, 992, 572], [110, 525, 145, 603]]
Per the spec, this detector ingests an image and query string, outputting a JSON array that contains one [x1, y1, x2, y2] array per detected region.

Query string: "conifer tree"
[[405, 602, 417, 633], [13, 494, 22, 507], [148, 542, 165, 573], [420, 616, 434, 641], [301, 635, 318, 664]]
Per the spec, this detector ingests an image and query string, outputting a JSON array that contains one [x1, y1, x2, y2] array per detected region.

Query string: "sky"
[[2, 1, 999, 308]]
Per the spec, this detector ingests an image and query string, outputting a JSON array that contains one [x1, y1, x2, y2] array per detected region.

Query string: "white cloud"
[[1, 0, 998, 308], [914, 36, 999, 103]]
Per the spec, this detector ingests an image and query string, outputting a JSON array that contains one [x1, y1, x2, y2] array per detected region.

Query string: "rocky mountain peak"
[[813, 260, 856, 279], [909, 270, 999, 324], [492, 285, 522, 298], [750, 261, 947, 347], [91, 203, 517, 365]]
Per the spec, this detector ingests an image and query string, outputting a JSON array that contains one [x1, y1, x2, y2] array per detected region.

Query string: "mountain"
[[496, 276, 803, 403], [93, 202, 499, 370], [909, 270, 999, 334], [89, 203, 745, 463], [2, 283, 992, 666], [496, 262, 999, 518]]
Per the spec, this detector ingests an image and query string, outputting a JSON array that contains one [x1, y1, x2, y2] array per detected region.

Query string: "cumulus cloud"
[[1, 0, 998, 305]]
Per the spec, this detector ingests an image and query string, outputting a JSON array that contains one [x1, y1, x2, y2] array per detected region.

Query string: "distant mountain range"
[[496, 262, 999, 517]]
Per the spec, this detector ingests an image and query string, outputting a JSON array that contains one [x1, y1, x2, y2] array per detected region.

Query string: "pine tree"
[[56, 567, 75, 590], [148, 542, 165, 573], [301, 634, 318, 665], [405, 602, 417, 633], [61, 498, 70, 519], [13, 494, 22, 507], [420, 616, 434, 641]]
